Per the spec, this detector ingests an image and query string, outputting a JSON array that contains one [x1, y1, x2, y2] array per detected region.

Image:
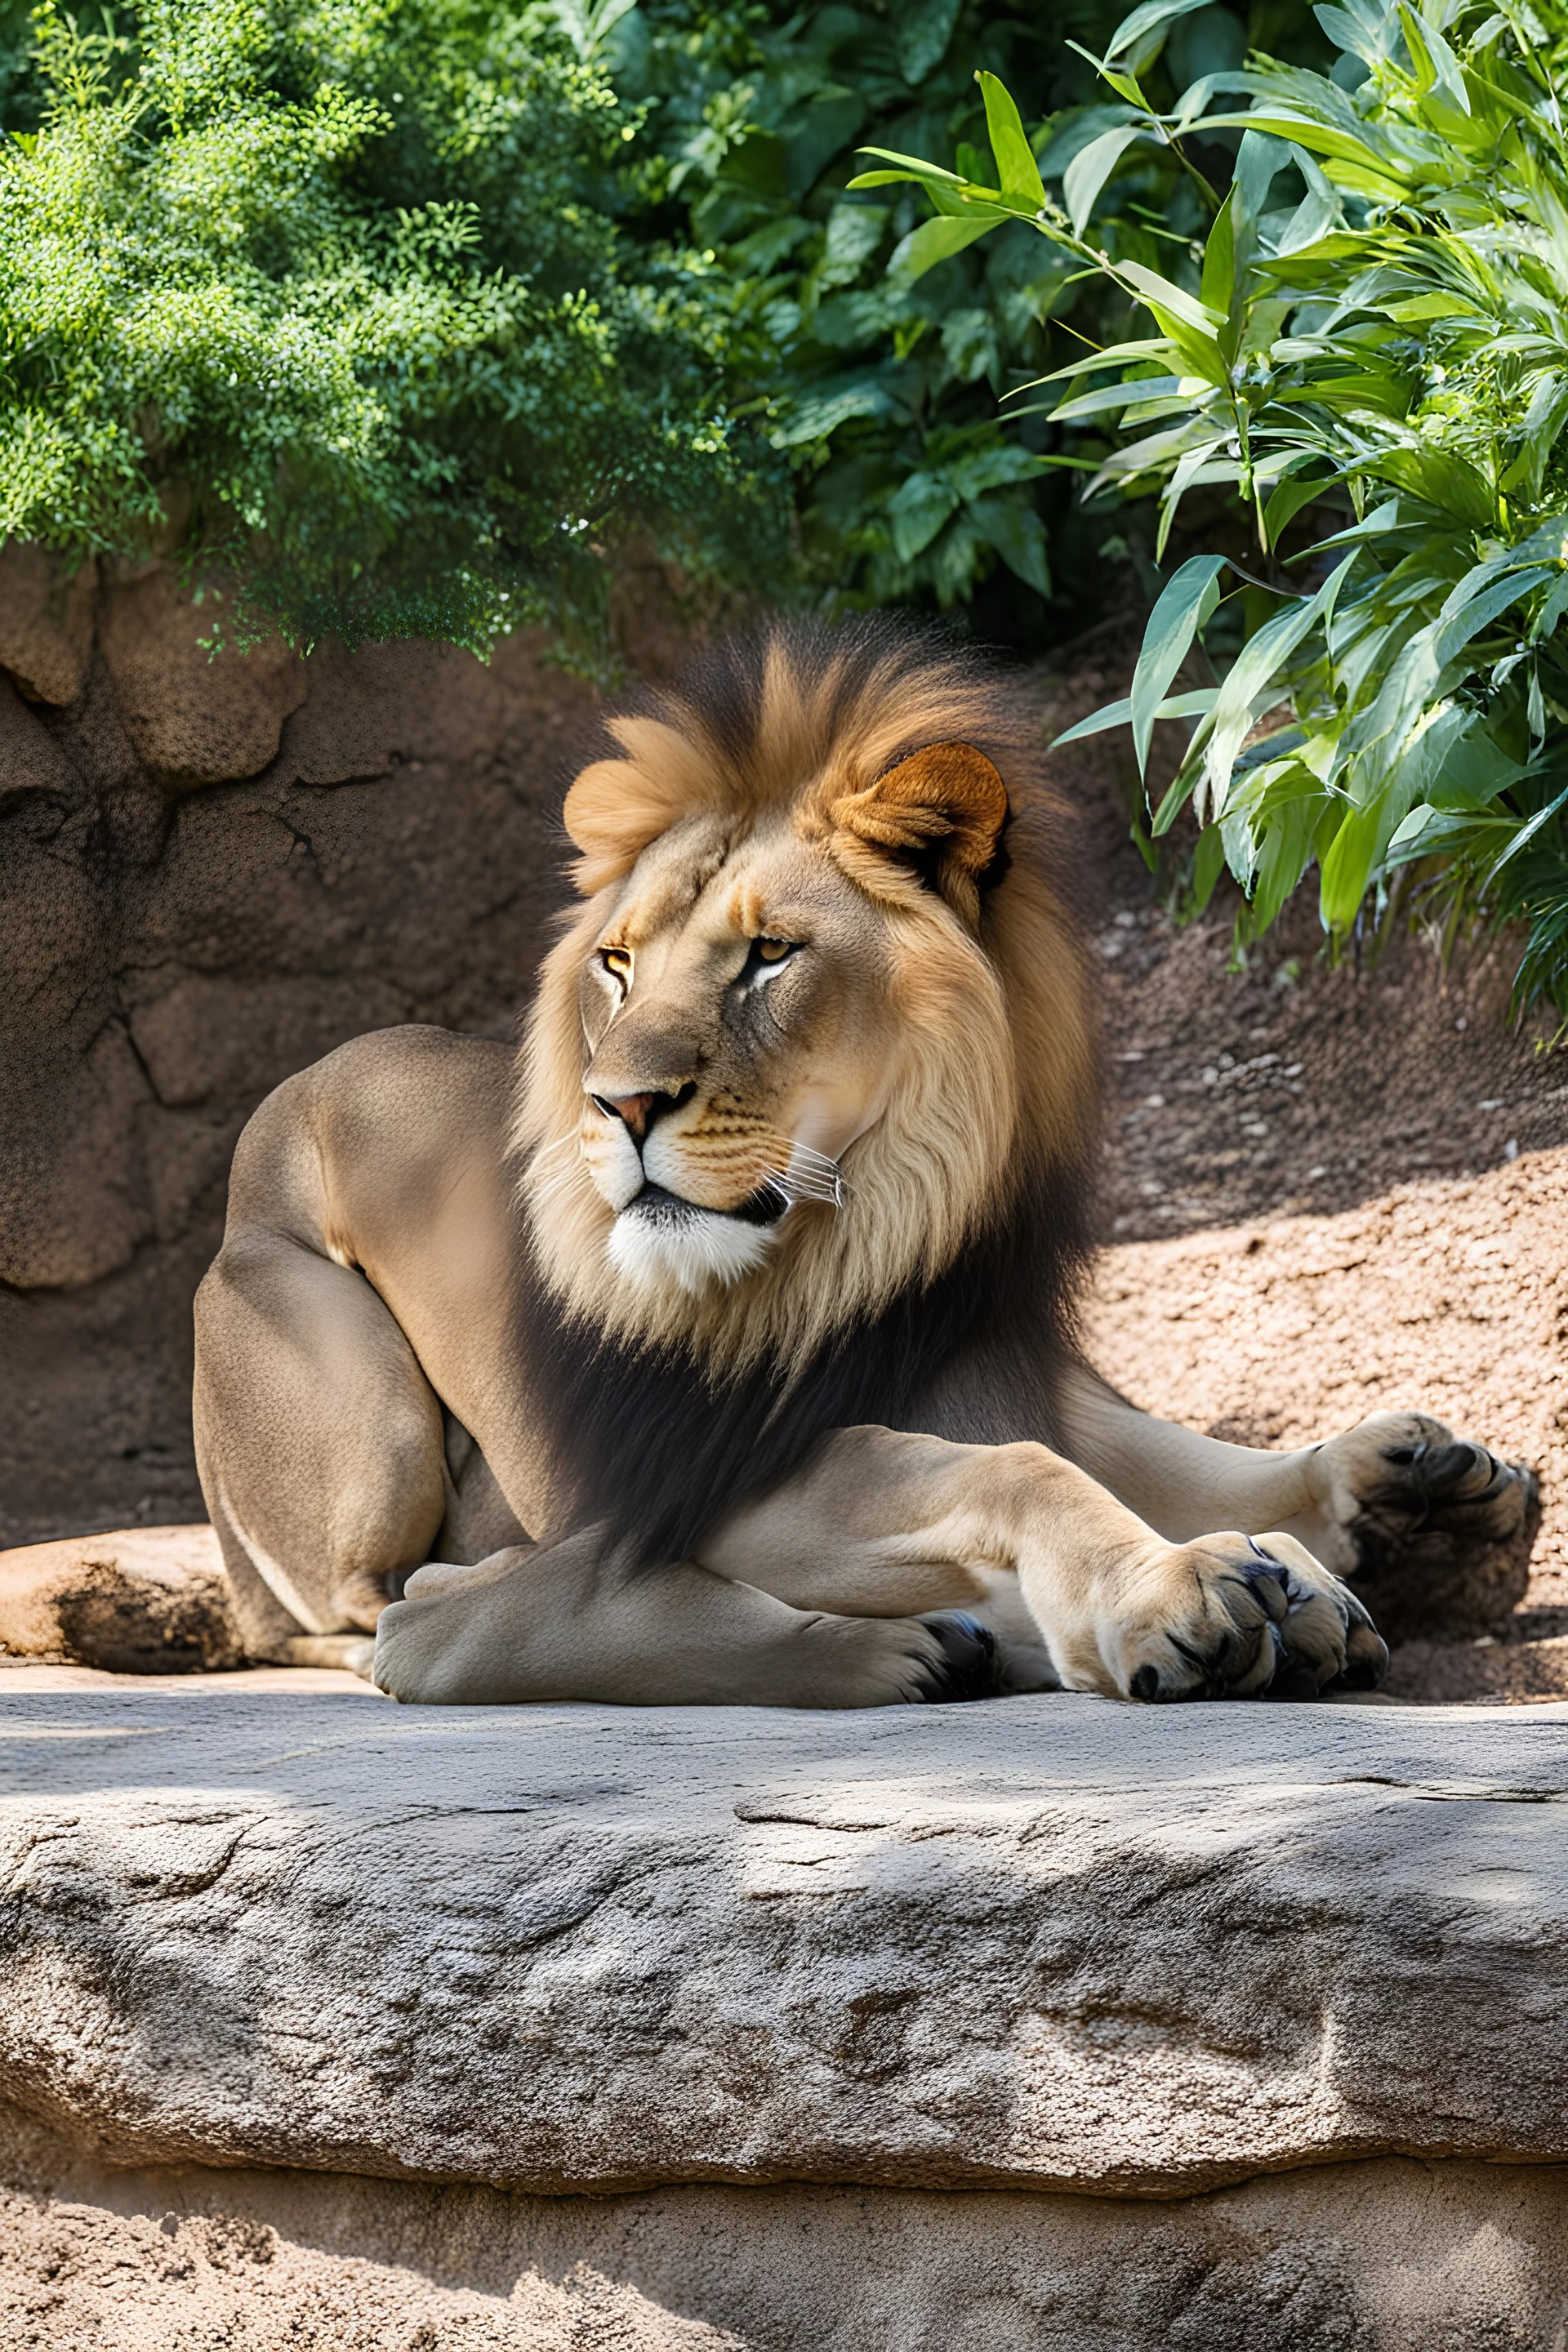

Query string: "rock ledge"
[[1, 1690, 1566, 2198]]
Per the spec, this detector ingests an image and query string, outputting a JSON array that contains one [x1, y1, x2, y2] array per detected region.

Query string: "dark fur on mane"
[[522, 612, 1098, 1570], [519, 1156, 1094, 1570]]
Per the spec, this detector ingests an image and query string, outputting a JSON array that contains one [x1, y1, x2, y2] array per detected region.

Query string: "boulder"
[[2, 1687, 1566, 2198], [97, 564, 308, 791], [0, 543, 96, 706], [0, 1526, 241, 1673]]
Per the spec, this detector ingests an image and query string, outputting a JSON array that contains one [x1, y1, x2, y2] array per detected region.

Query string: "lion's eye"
[[600, 946, 632, 991], [738, 935, 801, 988]]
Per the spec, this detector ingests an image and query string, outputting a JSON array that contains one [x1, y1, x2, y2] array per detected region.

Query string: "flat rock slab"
[[1, 1689, 1566, 2198]]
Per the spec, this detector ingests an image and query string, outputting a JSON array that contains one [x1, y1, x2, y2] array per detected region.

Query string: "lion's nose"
[[590, 1085, 691, 1144]]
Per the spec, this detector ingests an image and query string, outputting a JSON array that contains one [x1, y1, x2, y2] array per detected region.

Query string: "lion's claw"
[[1308, 1411, 1539, 1641], [917, 1610, 1003, 1703], [1116, 1528, 1388, 1704]]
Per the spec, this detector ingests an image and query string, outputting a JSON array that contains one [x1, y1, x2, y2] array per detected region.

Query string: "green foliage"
[[0, 0, 784, 656], [865, 0, 1568, 1019], [608, 0, 1305, 636]]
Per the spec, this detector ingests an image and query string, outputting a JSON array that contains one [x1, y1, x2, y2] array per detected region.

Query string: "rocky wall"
[[0, 547, 598, 1544]]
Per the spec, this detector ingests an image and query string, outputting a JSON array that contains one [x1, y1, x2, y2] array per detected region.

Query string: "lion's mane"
[[511, 617, 1099, 1566]]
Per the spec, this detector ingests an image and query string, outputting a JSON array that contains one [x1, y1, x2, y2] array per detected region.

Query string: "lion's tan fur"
[[190, 620, 1452, 1711], [512, 626, 1095, 1377]]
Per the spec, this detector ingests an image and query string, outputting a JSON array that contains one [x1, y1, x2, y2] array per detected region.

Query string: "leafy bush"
[[614, 0, 1324, 639], [861, 0, 1568, 1018], [0, 0, 784, 655]]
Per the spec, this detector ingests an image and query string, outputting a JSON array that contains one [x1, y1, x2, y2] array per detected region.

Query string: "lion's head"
[[514, 618, 1097, 1391]]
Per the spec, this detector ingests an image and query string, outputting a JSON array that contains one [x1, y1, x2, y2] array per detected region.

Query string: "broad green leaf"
[[1490, 782, 1568, 875], [1318, 799, 1388, 931], [1036, 105, 1143, 182], [1155, 439, 1230, 559], [1387, 802, 1445, 854], [1063, 126, 1148, 235], [889, 215, 1000, 284], [976, 73, 1045, 210], [947, 443, 1050, 498], [1049, 375, 1192, 424], [968, 491, 1051, 596], [1198, 187, 1236, 317], [887, 470, 960, 559], [1021, 340, 1177, 390], [1130, 555, 1227, 777], [1250, 787, 1327, 929], [851, 151, 1009, 216], [1380, 292, 1481, 322], [776, 372, 904, 445], [1051, 687, 1218, 747], [1530, 572, 1568, 644], [1262, 468, 1334, 549], [1399, 5, 1471, 118], [1218, 113, 1407, 198], [1432, 565, 1556, 667], [896, 0, 962, 87], [1232, 129, 1290, 225], [1200, 557, 1354, 819], [1116, 261, 1227, 338], [1192, 822, 1228, 911], [1105, 0, 1223, 63], [1316, 0, 1402, 68]]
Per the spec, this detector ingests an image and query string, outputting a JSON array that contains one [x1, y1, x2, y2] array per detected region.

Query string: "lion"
[[192, 618, 1535, 1706]]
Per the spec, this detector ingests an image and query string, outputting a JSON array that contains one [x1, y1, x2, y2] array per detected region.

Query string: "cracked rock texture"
[[0, 550, 596, 1546], [2, 1690, 1568, 2199]]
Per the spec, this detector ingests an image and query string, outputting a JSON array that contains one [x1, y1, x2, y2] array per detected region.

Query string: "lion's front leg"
[[706, 1427, 1387, 1703], [1054, 1365, 1535, 1650]]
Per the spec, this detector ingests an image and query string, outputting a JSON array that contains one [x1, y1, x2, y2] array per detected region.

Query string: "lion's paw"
[[1306, 1411, 1539, 1641], [1092, 1530, 1385, 1704]]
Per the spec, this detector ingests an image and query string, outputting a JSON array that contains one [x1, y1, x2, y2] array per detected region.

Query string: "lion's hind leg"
[[373, 1530, 1002, 1708], [194, 1226, 449, 1669]]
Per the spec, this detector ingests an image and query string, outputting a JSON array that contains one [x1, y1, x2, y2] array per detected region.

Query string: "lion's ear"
[[829, 742, 1009, 923], [562, 717, 717, 893]]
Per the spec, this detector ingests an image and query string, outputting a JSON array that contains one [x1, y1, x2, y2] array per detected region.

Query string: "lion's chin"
[[607, 1191, 779, 1296]]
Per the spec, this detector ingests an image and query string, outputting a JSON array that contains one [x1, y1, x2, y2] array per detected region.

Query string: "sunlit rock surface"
[[2, 1690, 1566, 2196]]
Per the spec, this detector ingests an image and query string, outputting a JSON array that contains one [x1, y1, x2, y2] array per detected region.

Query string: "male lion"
[[194, 620, 1532, 1704]]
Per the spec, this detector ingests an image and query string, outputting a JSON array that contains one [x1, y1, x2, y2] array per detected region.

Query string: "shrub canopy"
[[0, 0, 784, 654]]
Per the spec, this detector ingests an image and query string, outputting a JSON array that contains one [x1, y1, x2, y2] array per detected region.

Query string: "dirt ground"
[[1052, 668, 1568, 1704]]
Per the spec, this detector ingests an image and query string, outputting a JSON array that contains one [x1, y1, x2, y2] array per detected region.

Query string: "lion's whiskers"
[[760, 1136, 847, 1212], [532, 1135, 577, 1169]]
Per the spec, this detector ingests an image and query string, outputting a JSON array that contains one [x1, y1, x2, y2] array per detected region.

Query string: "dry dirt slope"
[[1052, 664, 1568, 1703], [1085, 1153, 1568, 1701]]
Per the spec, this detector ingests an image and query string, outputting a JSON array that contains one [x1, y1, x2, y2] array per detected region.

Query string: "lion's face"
[[515, 625, 1093, 1369], [576, 812, 914, 1294]]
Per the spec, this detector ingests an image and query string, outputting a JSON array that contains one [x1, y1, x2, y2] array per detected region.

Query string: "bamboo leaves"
[[1129, 555, 1225, 776], [858, 0, 1568, 1011], [1064, 125, 1148, 234]]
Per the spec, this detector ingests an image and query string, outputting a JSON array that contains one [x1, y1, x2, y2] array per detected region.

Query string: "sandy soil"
[[1085, 1153, 1568, 1702], [1052, 669, 1568, 1704]]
